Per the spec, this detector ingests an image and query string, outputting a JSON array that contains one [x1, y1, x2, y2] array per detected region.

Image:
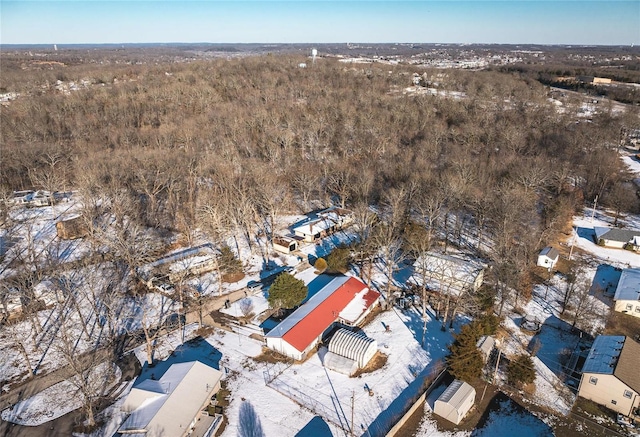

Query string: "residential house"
[[537, 247, 560, 269], [292, 207, 354, 243], [578, 336, 640, 419], [265, 275, 380, 361], [118, 361, 223, 437], [613, 268, 640, 319], [413, 252, 485, 297], [9, 190, 53, 207], [594, 227, 640, 251], [137, 243, 220, 287]]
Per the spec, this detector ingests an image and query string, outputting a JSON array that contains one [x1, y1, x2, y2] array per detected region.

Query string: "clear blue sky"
[[1, 1, 638, 45]]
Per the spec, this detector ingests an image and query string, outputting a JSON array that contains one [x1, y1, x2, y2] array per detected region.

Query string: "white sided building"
[[265, 275, 380, 361], [594, 227, 640, 251], [536, 247, 559, 269], [434, 380, 476, 425], [292, 207, 354, 242], [613, 268, 640, 319], [413, 252, 485, 296], [118, 361, 223, 437]]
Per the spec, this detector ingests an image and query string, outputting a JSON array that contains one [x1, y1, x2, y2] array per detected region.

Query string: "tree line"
[[1, 53, 638, 312]]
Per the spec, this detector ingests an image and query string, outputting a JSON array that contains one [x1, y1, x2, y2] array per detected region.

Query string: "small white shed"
[[273, 236, 298, 254], [537, 247, 559, 269], [323, 329, 377, 376], [476, 335, 495, 363], [434, 380, 476, 425]]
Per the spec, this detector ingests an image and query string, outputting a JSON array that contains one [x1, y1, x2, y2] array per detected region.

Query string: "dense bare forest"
[[1, 53, 638, 289]]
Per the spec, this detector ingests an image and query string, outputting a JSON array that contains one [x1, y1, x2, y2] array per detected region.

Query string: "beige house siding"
[[579, 372, 639, 416], [614, 300, 640, 318], [602, 239, 626, 249]]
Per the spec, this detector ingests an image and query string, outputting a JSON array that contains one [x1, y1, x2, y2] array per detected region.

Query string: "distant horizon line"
[[1, 42, 636, 48]]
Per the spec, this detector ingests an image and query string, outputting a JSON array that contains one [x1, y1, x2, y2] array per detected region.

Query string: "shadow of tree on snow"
[[237, 401, 265, 437]]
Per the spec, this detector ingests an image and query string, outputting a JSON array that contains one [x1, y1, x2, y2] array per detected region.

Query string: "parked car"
[[247, 280, 263, 291]]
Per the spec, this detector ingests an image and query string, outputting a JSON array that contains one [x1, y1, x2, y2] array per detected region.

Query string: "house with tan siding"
[[578, 336, 640, 421], [613, 268, 640, 319]]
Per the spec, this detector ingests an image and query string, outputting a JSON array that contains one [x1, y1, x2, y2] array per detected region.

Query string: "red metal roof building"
[[265, 275, 380, 361]]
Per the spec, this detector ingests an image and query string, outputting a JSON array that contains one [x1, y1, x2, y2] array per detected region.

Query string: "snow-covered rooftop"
[[292, 212, 342, 236], [413, 252, 485, 295], [614, 268, 640, 302], [137, 243, 218, 280], [582, 335, 625, 375], [119, 360, 222, 436]]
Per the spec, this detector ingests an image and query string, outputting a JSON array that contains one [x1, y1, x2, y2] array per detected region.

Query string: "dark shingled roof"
[[595, 227, 640, 244], [540, 246, 559, 260], [614, 337, 640, 394]]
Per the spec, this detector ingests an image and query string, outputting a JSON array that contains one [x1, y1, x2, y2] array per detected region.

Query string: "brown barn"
[[56, 216, 88, 240]]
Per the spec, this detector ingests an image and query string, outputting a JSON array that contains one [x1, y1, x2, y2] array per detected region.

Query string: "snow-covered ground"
[[211, 266, 457, 437], [90, 260, 458, 437], [571, 213, 640, 269], [3, 161, 637, 436], [471, 397, 553, 437], [1, 362, 120, 426]]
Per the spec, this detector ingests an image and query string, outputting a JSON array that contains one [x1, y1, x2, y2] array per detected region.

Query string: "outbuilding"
[[537, 247, 559, 269], [476, 335, 495, 363], [273, 236, 298, 254], [323, 328, 377, 376], [433, 380, 476, 425]]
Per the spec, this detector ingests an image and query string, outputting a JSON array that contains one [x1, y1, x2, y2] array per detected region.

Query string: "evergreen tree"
[[326, 245, 351, 274], [268, 273, 308, 312], [446, 324, 484, 382], [475, 314, 501, 336], [219, 244, 243, 275], [507, 354, 536, 387]]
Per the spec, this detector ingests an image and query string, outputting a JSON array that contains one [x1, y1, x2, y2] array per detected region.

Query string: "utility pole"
[[350, 390, 355, 437], [493, 347, 502, 385], [568, 227, 577, 261]]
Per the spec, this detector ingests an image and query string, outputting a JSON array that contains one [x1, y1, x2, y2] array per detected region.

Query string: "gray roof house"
[[594, 227, 640, 251]]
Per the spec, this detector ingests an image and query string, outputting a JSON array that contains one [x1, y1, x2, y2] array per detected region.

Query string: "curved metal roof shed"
[[324, 329, 377, 375], [434, 379, 476, 425]]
